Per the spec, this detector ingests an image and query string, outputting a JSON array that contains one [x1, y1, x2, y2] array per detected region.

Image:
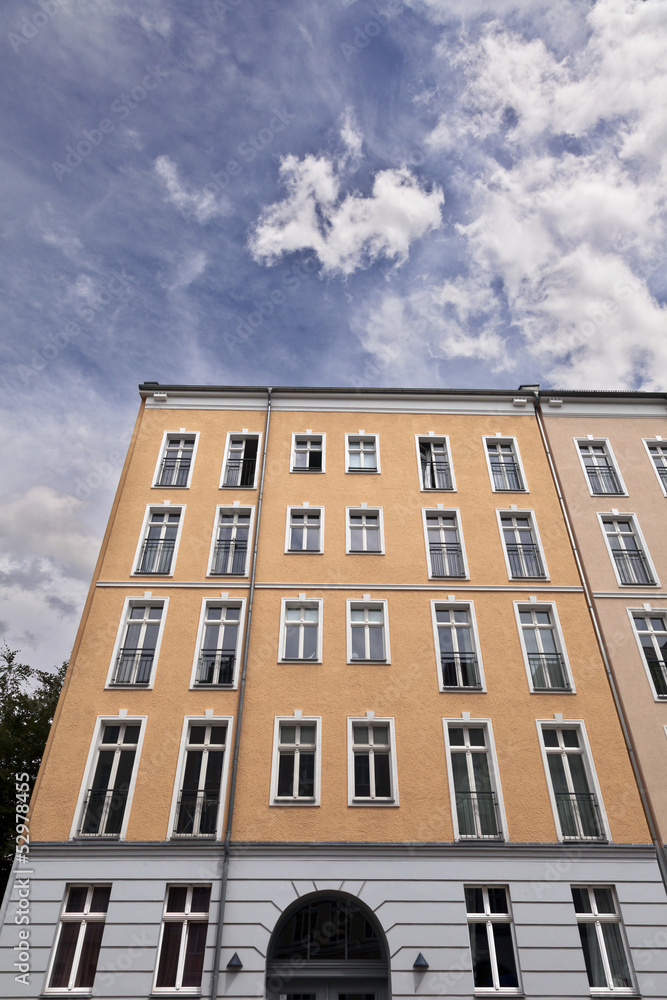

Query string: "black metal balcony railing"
[[223, 457, 256, 487], [173, 790, 220, 837], [421, 460, 452, 490], [111, 648, 153, 686], [138, 539, 175, 574], [528, 652, 570, 691], [585, 465, 622, 495], [78, 788, 128, 838], [196, 650, 235, 686], [612, 548, 654, 586], [429, 543, 464, 578], [646, 656, 667, 698], [211, 540, 247, 575], [555, 792, 605, 840], [455, 791, 503, 840], [490, 460, 523, 491], [157, 457, 191, 487], [441, 653, 482, 690], [506, 543, 545, 578]]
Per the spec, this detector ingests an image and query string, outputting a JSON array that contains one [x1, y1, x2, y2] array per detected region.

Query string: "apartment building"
[[1, 384, 666, 1000]]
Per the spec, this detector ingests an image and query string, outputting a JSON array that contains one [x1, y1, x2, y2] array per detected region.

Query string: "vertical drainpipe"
[[209, 387, 273, 999], [532, 390, 667, 892]]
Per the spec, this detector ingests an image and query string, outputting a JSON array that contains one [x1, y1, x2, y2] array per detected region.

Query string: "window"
[[173, 722, 227, 838], [465, 886, 520, 993], [600, 515, 657, 586], [347, 600, 389, 662], [108, 601, 165, 687], [424, 510, 467, 578], [571, 886, 634, 993], [291, 433, 324, 472], [346, 507, 384, 554], [193, 602, 242, 687], [346, 434, 379, 472], [445, 723, 504, 840], [154, 433, 196, 487], [135, 507, 182, 575], [644, 439, 667, 495], [577, 440, 625, 495], [499, 512, 547, 579], [348, 718, 397, 804], [485, 438, 525, 491], [154, 885, 211, 992], [271, 718, 320, 804], [418, 436, 454, 490], [280, 600, 322, 661], [432, 603, 483, 690], [46, 885, 111, 992], [540, 724, 606, 841], [630, 611, 667, 699], [221, 434, 259, 488], [209, 507, 252, 575], [286, 507, 323, 553], [77, 722, 141, 838], [515, 603, 572, 692]]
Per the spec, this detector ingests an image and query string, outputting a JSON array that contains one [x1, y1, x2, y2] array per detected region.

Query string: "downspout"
[[532, 391, 667, 892], [210, 387, 273, 999]]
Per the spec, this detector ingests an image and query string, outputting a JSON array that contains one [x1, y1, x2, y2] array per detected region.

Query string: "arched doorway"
[[266, 893, 389, 1000]]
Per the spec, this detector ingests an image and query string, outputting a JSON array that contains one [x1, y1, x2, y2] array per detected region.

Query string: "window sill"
[[441, 686, 484, 693], [191, 684, 236, 690], [290, 469, 324, 473], [152, 484, 190, 489], [349, 659, 388, 665], [345, 470, 380, 474], [279, 658, 322, 664], [271, 798, 318, 806], [350, 798, 397, 806], [286, 550, 324, 555], [346, 551, 385, 556]]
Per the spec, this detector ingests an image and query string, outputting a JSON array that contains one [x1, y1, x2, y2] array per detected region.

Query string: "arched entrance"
[[266, 893, 389, 1000]]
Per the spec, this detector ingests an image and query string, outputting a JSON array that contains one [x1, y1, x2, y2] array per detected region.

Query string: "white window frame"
[[570, 885, 637, 996], [626, 606, 667, 702], [44, 884, 112, 994], [643, 437, 667, 497], [346, 598, 390, 663], [464, 884, 522, 995], [597, 512, 659, 588], [345, 432, 381, 473], [345, 506, 385, 554], [536, 719, 611, 843], [167, 716, 233, 841], [574, 438, 627, 497], [496, 509, 549, 581], [189, 598, 246, 689], [347, 715, 399, 806], [443, 718, 508, 842], [219, 431, 262, 489], [513, 601, 575, 694], [415, 434, 456, 491], [483, 436, 528, 493], [278, 598, 323, 662], [153, 884, 212, 994], [70, 715, 147, 841], [284, 505, 325, 555], [422, 507, 469, 579], [152, 430, 200, 489], [105, 596, 169, 690], [430, 601, 486, 693], [131, 504, 185, 577], [270, 715, 322, 806], [290, 432, 326, 473], [207, 504, 255, 577]]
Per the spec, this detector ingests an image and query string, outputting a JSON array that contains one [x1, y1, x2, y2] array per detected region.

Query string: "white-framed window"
[[106, 598, 167, 688], [347, 716, 398, 805], [497, 510, 548, 579], [464, 886, 521, 994], [191, 600, 244, 688], [345, 433, 380, 473], [270, 717, 321, 805], [628, 608, 667, 700], [643, 438, 667, 496], [220, 432, 261, 488], [484, 437, 527, 492], [538, 722, 608, 842], [575, 439, 626, 496], [347, 599, 389, 662], [74, 718, 145, 840], [431, 601, 484, 691], [291, 432, 325, 472], [285, 506, 324, 553], [208, 505, 254, 576], [416, 435, 455, 491], [153, 432, 198, 488], [279, 598, 323, 661], [514, 601, 574, 693], [571, 886, 635, 994], [444, 721, 506, 841], [346, 506, 384, 554], [171, 720, 230, 839], [423, 509, 468, 578], [599, 514, 658, 587], [133, 505, 183, 576], [45, 884, 111, 993], [154, 884, 211, 993]]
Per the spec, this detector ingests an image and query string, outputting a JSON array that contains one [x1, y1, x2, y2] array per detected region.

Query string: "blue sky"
[[1, 0, 666, 670]]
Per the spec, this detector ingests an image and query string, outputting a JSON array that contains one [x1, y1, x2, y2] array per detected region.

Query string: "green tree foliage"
[[0, 646, 67, 896]]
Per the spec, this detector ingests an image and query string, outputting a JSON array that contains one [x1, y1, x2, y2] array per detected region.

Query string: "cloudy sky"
[[1, 0, 666, 671]]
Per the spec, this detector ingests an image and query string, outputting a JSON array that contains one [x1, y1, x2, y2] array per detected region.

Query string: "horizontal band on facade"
[[94, 580, 585, 593]]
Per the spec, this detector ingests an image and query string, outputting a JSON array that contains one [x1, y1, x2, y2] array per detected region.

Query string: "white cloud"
[[155, 155, 229, 223], [339, 107, 363, 166]]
